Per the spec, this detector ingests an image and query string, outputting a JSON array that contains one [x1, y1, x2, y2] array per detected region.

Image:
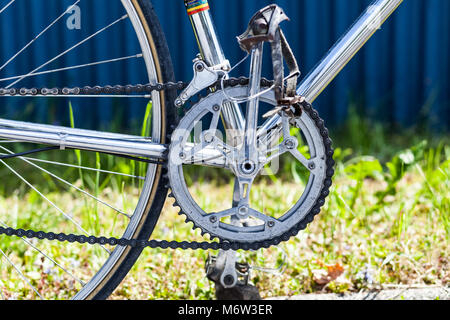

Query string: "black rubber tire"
[[90, 0, 177, 300]]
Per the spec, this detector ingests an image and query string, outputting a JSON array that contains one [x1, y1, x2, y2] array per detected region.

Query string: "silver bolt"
[[284, 139, 296, 150], [267, 221, 275, 228], [195, 62, 205, 72], [212, 104, 220, 112], [209, 216, 218, 223], [238, 206, 248, 216], [204, 133, 214, 143], [308, 162, 316, 170], [241, 161, 256, 174], [174, 99, 183, 108]]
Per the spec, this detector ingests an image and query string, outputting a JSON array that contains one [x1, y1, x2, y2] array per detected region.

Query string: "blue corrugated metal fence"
[[0, 0, 448, 131]]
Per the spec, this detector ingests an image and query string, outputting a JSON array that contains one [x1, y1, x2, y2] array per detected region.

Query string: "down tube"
[[297, 0, 404, 102]]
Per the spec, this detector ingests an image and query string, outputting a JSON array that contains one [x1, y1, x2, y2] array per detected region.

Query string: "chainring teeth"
[[167, 85, 335, 248], [169, 187, 214, 239], [0, 80, 334, 252]]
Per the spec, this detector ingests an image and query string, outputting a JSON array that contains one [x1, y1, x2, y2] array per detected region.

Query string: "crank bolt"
[[203, 132, 215, 143], [179, 152, 186, 160], [195, 63, 205, 72], [212, 104, 221, 112], [209, 216, 218, 223], [241, 161, 256, 175], [284, 139, 296, 150], [308, 162, 316, 170], [238, 206, 248, 216], [223, 274, 235, 286], [267, 221, 275, 228]]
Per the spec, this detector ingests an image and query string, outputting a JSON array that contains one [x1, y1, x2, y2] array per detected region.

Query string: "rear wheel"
[[0, 0, 176, 300]]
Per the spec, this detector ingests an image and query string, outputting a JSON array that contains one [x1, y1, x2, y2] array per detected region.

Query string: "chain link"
[[0, 78, 275, 97], [0, 78, 334, 251], [0, 82, 187, 96]]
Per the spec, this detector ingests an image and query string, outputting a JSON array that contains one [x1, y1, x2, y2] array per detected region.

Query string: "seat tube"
[[184, 0, 245, 146]]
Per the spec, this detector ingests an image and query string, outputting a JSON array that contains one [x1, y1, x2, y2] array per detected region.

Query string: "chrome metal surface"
[[0, 120, 167, 159], [0, 119, 147, 141], [189, 8, 245, 146], [219, 250, 238, 288], [73, 0, 164, 300], [258, 0, 404, 146], [168, 85, 327, 243], [0, 118, 232, 168], [189, 10, 226, 66], [0, 0, 162, 301], [242, 43, 264, 162], [297, 0, 404, 102], [175, 59, 226, 107]]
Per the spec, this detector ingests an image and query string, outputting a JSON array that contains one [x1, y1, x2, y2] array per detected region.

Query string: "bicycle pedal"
[[237, 4, 289, 53], [205, 254, 251, 286]]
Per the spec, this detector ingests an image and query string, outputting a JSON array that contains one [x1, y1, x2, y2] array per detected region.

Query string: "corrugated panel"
[[0, 0, 448, 131]]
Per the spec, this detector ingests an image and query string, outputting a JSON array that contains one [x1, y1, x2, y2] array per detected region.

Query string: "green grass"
[[108, 139, 448, 299], [0, 106, 448, 299]]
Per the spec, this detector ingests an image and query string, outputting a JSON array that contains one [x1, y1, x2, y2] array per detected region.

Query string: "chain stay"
[[0, 78, 335, 251]]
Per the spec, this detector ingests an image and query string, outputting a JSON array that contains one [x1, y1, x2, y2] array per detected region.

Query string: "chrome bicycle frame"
[[0, 0, 404, 164]]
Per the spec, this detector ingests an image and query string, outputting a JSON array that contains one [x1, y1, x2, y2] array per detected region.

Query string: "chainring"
[[167, 84, 335, 244]]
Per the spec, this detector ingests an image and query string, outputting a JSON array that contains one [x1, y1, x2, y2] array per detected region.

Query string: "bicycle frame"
[[0, 0, 404, 163]]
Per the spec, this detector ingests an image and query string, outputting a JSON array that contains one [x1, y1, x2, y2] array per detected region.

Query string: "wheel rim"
[[0, 0, 165, 299]]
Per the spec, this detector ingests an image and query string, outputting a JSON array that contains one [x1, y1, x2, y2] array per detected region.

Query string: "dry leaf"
[[312, 263, 345, 286]]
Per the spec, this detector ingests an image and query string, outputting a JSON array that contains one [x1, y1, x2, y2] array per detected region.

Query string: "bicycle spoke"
[[0, 159, 111, 255], [0, 248, 43, 299], [6, 14, 129, 88], [0, 54, 143, 83], [0, 145, 132, 219], [0, 155, 145, 180], [0, 0, 81, 72], [0, 0, 15, 15], [0, 220, 86, 286]]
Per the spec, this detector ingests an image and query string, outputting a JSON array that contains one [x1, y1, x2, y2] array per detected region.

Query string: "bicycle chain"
[[0, 77, 335, 251], [0, 77, 272, 97], [0, 82, 187, 96]]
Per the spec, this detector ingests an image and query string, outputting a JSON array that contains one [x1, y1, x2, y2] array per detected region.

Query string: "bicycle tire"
[[76, 0, 177, 300], [0, 0, 176, 300]]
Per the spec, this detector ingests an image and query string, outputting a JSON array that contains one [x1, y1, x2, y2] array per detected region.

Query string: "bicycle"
[[0, 0, 403, 300]]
